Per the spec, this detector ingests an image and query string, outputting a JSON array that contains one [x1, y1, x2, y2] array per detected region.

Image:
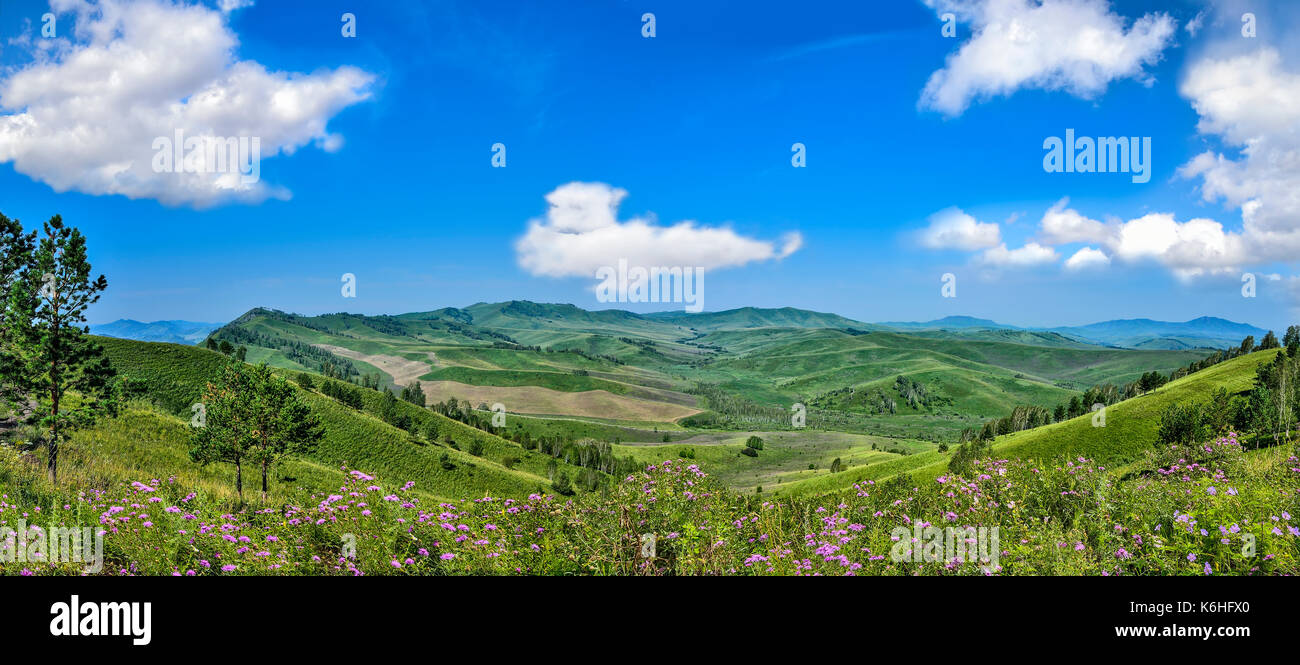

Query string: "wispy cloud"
[[765, 30, 911, 63]]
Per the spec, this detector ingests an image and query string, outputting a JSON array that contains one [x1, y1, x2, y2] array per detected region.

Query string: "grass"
[[4, 430, 1295, 576], [774, 348, 1284, 495], [84, 338, 607, 502], [616, 429, 933, 494], [419, 367, 631, 394]]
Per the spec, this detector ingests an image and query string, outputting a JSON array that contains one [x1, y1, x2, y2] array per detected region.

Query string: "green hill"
[[200, 302, 1214, 448], [776, 348, 1281, 496], [93, 337, 606, 502]]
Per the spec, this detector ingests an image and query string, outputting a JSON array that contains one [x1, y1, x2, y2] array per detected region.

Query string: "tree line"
[[949, 330, 1300, 472]]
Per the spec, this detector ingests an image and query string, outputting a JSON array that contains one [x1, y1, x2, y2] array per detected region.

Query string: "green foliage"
[[6, 215, 119, 484], [1157, 402, 1209, 447]]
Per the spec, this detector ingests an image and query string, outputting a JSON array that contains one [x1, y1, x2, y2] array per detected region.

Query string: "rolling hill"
[[202, 302, 1216, 445], [91, 337, 609, 502], [775, 347, 1283, 497]]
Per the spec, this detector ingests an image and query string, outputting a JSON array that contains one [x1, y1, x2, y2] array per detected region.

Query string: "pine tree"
[[11, 216, 119, 484], [1260, 331, 1280, 350], [0, 212, 36, 411]]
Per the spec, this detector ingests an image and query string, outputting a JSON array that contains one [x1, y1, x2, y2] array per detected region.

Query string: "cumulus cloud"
[[1031, 200, 1247, 279], [916, 206, 1001, 250], [0, 0, 375, 207], [919, 0, 1176, 116], [977, 242, 1058, 268], [217, 0, 253, 12], [515, 182, 803, 278], [1037, 197, 1112, 245], [1064, 246, 1110, 271], [1177, 48, 1300, 264]]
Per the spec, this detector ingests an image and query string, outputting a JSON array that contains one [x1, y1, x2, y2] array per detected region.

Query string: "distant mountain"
[[878, 316, 1014, 331], [1045, 317, 1267, 350], [90, 319, 223, 345], [646, 306, 880, 332], [877, 315, 1267, 350]]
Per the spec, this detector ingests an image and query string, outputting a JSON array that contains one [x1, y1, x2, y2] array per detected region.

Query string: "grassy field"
[[2, 326, 1292, 577], [92, 337, 604, 502], [4, 428, 1294, 576], [616, 429, 933, 494], [208, 304, 1211, 444], [774, 348, 1283, 496]]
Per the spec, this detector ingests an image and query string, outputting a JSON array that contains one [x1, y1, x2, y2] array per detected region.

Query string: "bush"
[[745, 436, 764, 450], [1157, 402, 1208, 447], [740, 447, 758, 458], [552, 472, 574, 495]]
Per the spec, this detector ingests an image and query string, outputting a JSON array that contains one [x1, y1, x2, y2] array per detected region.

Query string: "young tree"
[[205, 337, 219, 351], [11, 217, 119, 484], [190, 360, 257, 503], [1260, 331, 1280, 350], [1283, 325, 1300, 349], [1240, 336, 1256, 355], [219, 340, 234, 355], [245, 363, 323, 500]]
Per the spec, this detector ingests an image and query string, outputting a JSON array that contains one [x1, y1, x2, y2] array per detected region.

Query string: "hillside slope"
[[95, 337, 602, 501], [776, 348, 1280, 496]]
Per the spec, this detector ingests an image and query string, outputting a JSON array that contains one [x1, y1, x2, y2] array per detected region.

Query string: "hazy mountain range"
[[94, 305, 1267, 351], [90, 319, 223, 345], [880, 314, 1267, 350]]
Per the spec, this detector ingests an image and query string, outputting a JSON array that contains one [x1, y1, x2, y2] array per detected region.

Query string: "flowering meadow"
[[2, 434, 1297, 576]]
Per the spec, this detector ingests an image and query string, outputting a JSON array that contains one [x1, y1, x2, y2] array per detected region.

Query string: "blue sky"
[[1, 0, 1297, 331]]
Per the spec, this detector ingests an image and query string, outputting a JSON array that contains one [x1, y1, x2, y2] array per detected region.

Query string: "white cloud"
[[515, 182, 803, 278], [919, 0, 1176, 116], [1177, 48, 1300, 264], [1032, 200, 1248, 279], [917, 206, 1001, 250], [1184, 11, 1205, 37], [1037, 197, 1112, 245], [1064, 246, 1110, 271], [217, 0, 253, 12], [977, 241, 1058, 268], [0, 0, 374, 207]]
